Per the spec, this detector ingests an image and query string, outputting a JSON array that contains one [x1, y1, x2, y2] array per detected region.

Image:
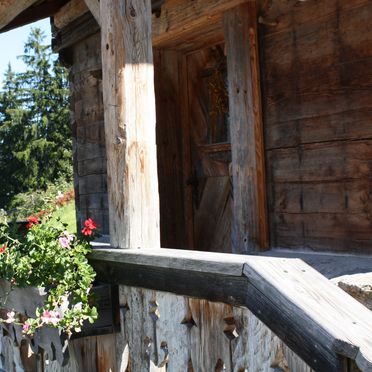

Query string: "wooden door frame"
[[175, 1, 268, 253], [224, 1, 268, 252]]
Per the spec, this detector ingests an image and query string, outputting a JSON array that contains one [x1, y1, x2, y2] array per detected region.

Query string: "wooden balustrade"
[[85, 246, 372, 372]]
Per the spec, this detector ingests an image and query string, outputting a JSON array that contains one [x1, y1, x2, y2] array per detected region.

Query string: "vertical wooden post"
[[100, 0, 160, 249], [224, 1, 268, 253]]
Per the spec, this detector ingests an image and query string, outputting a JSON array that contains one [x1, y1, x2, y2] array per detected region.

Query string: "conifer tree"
[[0, 28, 71, 208]]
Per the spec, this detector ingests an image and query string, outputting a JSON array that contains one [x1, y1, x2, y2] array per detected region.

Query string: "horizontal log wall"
[[70, 32, 109, 234], [261, 0, 372, 253]]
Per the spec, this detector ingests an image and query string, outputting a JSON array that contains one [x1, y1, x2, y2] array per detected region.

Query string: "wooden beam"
[[53, 0, 88, 29], [100, 0, 160, 249], [52, 12, 99, 53], [151, 0, 250, 47], [224, 2, 268, 253], [0, 0, 40, 30], [0, 0, 67, 33], [83, 0, 100, 26], [89, 247, 372, 372]]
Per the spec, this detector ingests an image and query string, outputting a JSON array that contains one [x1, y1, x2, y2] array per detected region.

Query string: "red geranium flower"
[[81, 218, 97, 236], [84, 218, 97, 230], [26, 216, 39, 229], [82, 227, 92, 236], [0, 244, 7, 253]]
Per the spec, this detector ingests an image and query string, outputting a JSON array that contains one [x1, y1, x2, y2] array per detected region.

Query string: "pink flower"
[[59, 236, 70, 248], [5, 311, 16, 323], [0, 244, 6, 253], [58, 231, 74, 248], [22, 323, 30, 333], [41, 310, 60, 326]]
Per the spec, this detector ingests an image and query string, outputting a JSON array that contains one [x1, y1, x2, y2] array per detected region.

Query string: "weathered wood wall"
[[60, 0, 372, 253], [0, 286, 313, 372], [69, 32, 109, 234], [114, 286, 313, 372], [260, 0, 372, 253]]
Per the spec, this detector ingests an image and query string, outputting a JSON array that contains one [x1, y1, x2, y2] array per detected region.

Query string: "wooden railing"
[[88, 246, 372, 372]]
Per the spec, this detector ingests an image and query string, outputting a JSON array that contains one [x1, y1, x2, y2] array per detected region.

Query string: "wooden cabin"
[[0, 0, 372, 371]]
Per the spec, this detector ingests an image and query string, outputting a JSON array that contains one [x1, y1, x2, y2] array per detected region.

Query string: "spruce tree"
[[0, 28, 71, 208]]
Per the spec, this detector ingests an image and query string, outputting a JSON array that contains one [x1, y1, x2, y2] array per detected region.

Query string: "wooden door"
[[185, 44, 232, 252]]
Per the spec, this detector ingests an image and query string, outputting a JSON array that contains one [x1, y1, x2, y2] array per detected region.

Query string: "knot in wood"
[[115, 136, 125, 145], [129, 4, 136, 17]]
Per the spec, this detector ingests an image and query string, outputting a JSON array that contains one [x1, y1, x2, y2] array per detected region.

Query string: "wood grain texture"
[[114, 286, 313, 371], [184, 46, 232, 252], [261, 0, 372, 253], [89, 246, 246, 276], [53, 12, 100, 53], [0, 0, 39, 30], [54, 0, 89, 29], [90, 248, 372, 371], [224, 2, 268, 253], [83, 0, 100, 26], [243, 256, 372, 371], [100, 0, 160, 249], [70, 32, 109, 234], [152, 0, 249, 47]]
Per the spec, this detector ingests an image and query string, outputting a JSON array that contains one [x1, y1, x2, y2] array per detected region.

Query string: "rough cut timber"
[[100, 0, 160, 249], [224, 2, 268, 252], [0, 0, 40, 30], [83, 0, 100, 26], [89, 247, 372, 372], [151, 0, 250, 47], [54, 0, 89, 29]]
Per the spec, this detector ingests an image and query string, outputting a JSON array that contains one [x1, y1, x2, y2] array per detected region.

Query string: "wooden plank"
[[271, 212, 372, 254], [151, 0, 249, 47], [188, 300, 231, 370], [242, 257, 372, 371], [259, 0, 369, 37], [261, 0, 372, 72], [0, 0, 39, 30], [100, 0, 160, 249], [53, 0, 88, 29], [0, 0, 66, 33], [89, 246, 246, 276], [114, 286, 312, 371], [53, 12, 100, 53], [96, 334, 116, 372], [83, 0, 100, 26], [224, 2, 268, 252], [89, 249, 372, 371], [265, 109, 372, 150], [271, 180, 372, 215], [267, 140, 372, 184]]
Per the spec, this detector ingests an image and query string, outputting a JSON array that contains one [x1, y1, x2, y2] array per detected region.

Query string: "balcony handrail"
[[89, 246, 372, 372]]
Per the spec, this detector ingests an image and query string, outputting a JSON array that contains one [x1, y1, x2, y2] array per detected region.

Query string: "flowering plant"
[[0, 216, 98, 336]]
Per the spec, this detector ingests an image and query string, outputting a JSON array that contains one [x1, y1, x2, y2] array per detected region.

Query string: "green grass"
[[48, 201, 77, 234]]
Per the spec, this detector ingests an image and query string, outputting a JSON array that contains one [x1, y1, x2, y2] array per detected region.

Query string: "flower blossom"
[[0, 244, 6, 253], [81, 218, 97, 236], [59, 231, 74, 248], [26, 216, 39, 229], [5, 311, 16, 323], [41, 310, 60, 326], [22, 323, 30, 333]]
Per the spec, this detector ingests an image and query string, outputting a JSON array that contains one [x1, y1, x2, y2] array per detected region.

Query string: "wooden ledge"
[[89, 247, 372, 372]]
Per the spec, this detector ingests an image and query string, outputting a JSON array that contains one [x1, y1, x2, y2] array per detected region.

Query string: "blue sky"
[[0, 18, 51, 87]]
